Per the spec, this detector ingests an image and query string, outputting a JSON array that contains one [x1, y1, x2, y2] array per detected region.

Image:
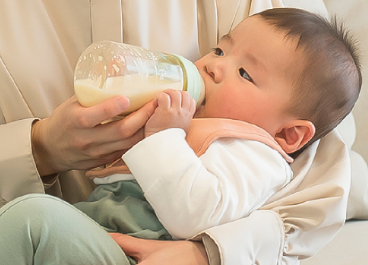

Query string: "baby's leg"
[[0, 194, 130, 265], [74, 180, 172, 240]]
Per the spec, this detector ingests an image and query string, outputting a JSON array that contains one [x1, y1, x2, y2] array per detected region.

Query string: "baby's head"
[[195, 8, 361, 157]]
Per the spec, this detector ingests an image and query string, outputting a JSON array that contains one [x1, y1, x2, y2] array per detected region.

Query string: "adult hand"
[[31, 95, 156, 176], [109, 233, 209, 265], [144, 89, 196, 137]]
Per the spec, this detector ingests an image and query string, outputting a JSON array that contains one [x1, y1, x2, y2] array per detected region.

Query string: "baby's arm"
[[144, 89, 196, 137], [123, 133, 292, 239]]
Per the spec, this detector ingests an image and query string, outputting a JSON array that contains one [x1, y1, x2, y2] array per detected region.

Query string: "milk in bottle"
[[74, 41, 205, 115]]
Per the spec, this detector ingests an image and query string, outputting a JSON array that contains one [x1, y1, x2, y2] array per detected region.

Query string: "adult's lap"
[[0, 193, 130, 265]]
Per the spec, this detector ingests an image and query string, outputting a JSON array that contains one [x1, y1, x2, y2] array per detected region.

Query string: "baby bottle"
[[74, 40, 205, 115]]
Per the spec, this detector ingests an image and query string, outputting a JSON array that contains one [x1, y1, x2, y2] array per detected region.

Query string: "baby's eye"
[[213, 47, 224, 56], [239, 68, 253, 82]]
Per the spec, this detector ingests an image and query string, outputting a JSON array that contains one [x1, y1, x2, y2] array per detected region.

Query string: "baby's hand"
[[145, 89, 196, 137]]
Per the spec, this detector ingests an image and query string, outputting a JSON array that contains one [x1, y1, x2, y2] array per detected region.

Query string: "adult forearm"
[[31, 119, 59, 176]]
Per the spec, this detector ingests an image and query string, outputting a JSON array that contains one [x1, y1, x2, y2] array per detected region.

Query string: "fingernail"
[[117, 96, 130, 111]]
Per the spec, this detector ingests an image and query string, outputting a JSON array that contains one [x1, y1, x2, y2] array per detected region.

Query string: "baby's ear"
[[274, 121, 315, 154]]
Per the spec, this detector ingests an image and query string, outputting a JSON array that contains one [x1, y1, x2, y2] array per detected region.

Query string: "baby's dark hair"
[[257, 8, 362, 157]]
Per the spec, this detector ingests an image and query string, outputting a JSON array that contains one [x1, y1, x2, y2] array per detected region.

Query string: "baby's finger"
[[189, 97, 196, 115], [180, 91, 193, 110], [156, 92, 171, 110], [164, 89, 182, 109]]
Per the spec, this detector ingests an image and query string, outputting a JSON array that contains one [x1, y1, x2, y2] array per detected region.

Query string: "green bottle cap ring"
[[174, 54, 205, 105]]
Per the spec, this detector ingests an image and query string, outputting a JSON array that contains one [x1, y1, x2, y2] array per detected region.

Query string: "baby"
[[75, 7, 361, 246]]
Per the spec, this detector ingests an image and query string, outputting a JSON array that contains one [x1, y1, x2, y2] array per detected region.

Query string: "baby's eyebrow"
[[220, 34, 234, 44]]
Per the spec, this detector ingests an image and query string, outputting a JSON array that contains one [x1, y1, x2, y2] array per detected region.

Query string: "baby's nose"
[[206, 63, 224, 83]]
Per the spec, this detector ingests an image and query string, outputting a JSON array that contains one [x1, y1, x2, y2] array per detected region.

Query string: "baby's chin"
[[194, 110, 202, 118]]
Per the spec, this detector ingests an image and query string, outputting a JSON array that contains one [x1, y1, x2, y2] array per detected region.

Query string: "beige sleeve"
[[192, 210, 285, 265], [0, 119, 44, 203], [192, 130, 351, 265]]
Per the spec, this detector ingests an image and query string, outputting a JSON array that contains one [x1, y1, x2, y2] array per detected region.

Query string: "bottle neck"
[[173, 54, 205, 106]]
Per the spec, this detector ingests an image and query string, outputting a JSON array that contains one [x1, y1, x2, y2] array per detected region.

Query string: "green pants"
[[74, 180, 172, 240], [0, 194, 129, 265]]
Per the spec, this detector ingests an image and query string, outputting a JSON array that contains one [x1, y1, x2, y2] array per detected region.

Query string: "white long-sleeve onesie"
[[103, 121, 293, 239]]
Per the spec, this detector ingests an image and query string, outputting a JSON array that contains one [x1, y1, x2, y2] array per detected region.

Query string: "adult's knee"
[[0, 194, 63, 220]]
